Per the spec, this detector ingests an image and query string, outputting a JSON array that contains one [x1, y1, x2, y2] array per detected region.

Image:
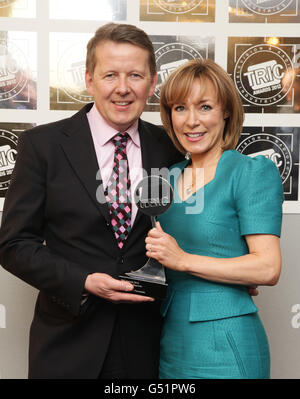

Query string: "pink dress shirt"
[[87, 104, 143, 225]]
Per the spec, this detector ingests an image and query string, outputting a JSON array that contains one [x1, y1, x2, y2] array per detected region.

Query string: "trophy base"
[[119, 273, 168, 300]]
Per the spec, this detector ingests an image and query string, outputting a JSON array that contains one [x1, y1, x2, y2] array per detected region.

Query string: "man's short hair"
[[86, 23, 156, 78]]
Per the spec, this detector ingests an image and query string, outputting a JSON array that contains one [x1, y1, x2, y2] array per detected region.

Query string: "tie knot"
[[112, 132, 129, 148]]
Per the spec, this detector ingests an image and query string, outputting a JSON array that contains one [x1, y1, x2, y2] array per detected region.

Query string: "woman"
[[145, 59, 284, 379]]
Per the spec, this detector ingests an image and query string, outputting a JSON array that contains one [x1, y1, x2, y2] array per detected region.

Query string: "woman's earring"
[[185, 152, 191, 160]]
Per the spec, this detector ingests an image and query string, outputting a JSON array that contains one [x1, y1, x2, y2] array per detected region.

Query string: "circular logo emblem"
[[0, 129, 18, 192], [241, 0, 293, 15], [236, 133, 291, 183], [154, 0, 203, 14], [0, 0, 17, 8], [134, 175, 174, 217], [234, 44, 294, 106], [0, 40, 28, 102], [57, 42, 93, 103], [154, 42, 203, 99]]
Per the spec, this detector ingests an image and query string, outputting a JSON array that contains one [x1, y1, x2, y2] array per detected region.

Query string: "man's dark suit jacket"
[[0, 103, 182, 379]]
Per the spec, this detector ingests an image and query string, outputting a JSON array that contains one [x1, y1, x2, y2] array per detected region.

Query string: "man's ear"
[[85, 70, 94, 96], [148, 72, 158, 98]]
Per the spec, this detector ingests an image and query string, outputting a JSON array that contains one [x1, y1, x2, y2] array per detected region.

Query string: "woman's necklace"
[[185, 180, 195, 195], [183, 151, 223, 197], [183, 166, 196, 195]]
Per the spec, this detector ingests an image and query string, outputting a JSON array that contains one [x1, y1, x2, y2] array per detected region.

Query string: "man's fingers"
[[111, 292, 155, 303], [85, 273, 155, 303], [99, 274, 133, 292], [250, 288, 259, 296], [248, 285, 259, 296], [103, 276, 154, 302], [85, 273, 133, 297], [115, 278, 134, 292]]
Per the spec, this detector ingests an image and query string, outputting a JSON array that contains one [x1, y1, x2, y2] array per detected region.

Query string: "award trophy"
[[119, 175, 173, 299]]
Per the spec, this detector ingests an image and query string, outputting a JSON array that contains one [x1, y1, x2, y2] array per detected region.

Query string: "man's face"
[[85, 40, 157, 132]]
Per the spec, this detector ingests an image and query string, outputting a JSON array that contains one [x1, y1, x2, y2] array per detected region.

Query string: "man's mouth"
[[112, 101, 132, 106]]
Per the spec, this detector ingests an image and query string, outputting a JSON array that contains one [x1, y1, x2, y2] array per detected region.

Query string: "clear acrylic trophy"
[[119, 175, 173, 299]]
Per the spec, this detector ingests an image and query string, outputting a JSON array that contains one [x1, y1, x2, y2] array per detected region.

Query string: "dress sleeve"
[[235, 155, 284, 237]]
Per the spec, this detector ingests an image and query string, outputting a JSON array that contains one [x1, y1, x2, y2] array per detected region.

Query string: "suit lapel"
[[59, 104, 111, 224], [131, 120, 160, 230], [59, 109, 165, 244], [139, 120, 154, 178]]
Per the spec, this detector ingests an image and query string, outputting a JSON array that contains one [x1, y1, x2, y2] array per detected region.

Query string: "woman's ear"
[[224, 110, 229, 120]]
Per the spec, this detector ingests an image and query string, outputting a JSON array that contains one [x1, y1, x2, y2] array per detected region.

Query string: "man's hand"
[[248, 285, 259, 296], [84, 273, 154, 303]]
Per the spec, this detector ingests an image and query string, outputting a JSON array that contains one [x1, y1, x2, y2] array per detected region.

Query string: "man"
[[0, 23, 182, 379]]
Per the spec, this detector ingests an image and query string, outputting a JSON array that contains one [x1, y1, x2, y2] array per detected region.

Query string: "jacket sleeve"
[[0, 131, 89, 316], [235, 155, 284, 237]]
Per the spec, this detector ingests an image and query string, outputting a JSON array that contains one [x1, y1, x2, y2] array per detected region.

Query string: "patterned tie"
[[105, 132, 132, 249]]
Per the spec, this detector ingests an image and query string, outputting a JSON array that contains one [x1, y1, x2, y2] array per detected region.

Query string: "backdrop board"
[[49, 32, 94, 111], [0, 0, 299, 380], [237, 127, 300, 205], [0, 31, 37, 110], [0, 123, 36, 210], [145, 35, 215, 112], [140, 0, 215, 22], [229, 0, 300, 23], [49, 0, 127, 21], [0, 0, 36, 18], [227, 36, 300, 114]]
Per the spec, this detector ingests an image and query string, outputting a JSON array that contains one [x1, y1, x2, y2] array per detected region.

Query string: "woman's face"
[[171, 78, 227, 161]]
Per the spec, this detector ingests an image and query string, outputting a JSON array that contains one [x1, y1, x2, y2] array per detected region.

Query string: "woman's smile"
[[184, 132, 207, 141]]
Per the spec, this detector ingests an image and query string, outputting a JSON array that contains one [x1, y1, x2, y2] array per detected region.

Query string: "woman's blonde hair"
[[160, 58, 244, 154]]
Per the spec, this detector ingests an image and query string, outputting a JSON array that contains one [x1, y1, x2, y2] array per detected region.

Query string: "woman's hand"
[[145, 221, 187, 271]]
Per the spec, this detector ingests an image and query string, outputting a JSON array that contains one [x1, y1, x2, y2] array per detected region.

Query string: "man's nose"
[[115, 77, 130, 95]]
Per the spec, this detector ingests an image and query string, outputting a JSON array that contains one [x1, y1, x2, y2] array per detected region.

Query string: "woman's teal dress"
[[157, 150, 284, 379]]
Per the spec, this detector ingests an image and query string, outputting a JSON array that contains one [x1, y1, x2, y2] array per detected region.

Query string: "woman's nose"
[[186, 109, 200, 127]]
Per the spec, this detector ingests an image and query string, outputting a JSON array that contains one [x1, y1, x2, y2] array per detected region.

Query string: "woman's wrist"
[[177, 251, 192, 272]]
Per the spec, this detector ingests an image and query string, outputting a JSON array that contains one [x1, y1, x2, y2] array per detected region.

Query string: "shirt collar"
[[87, 103, 140, 147]]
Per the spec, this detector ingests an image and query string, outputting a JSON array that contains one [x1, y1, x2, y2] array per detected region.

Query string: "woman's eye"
[[201, 104, 212, 111], [174, 105, 185, 112]]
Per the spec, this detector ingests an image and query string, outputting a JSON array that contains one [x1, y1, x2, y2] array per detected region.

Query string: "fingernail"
[[125, 284, 133, 291]]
